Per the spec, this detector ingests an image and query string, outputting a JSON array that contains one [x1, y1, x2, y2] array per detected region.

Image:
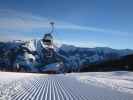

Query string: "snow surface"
[[68, 71, 133, 94], [0, 71, 133, 100]]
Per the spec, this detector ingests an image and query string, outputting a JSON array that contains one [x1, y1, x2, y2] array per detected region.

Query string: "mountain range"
[[0, 39, 133, 73]]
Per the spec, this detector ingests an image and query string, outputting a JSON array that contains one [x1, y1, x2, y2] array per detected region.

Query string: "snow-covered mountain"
[[59, 44, 133, 64], [0, 40, 133, 73]]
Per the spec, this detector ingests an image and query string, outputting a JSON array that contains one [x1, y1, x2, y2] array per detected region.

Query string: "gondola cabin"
[[43, 33, 53, 46]]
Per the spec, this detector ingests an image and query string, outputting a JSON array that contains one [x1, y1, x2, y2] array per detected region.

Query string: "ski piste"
[[0, 71, 133, 100]]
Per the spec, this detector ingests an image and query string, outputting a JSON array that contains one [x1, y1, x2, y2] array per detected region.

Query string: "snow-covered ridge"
[[60, 44, 133, 56], [5, 39, 133, 57], [59, 43, 133, 65], [0, 39, 133, 72]]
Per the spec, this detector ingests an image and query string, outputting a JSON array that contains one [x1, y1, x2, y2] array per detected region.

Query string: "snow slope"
[[0, 71, 133, 100]]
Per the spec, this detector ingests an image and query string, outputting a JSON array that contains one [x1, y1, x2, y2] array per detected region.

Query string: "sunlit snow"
[[0, 71, 133, 100]]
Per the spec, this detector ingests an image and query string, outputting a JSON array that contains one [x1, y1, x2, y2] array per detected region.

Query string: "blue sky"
[[0, 0, 133, 49]]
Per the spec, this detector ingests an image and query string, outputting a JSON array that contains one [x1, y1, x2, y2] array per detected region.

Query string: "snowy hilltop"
[[0, 39, 133, 73]]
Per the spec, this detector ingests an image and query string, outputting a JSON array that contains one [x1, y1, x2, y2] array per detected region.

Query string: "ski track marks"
[[0, 72, 132, 100]]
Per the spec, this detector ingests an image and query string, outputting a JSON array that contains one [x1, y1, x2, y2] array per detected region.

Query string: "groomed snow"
[[0, 71, 133, 100], [68, 71, 133, 94]]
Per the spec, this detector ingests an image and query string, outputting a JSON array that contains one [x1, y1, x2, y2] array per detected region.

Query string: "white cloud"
[[0, 9, 130, 42]]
